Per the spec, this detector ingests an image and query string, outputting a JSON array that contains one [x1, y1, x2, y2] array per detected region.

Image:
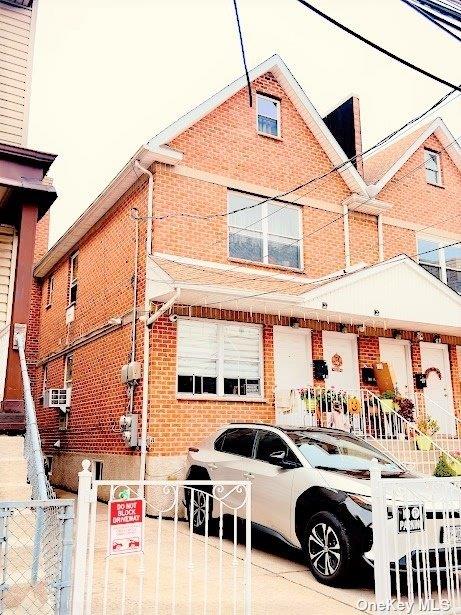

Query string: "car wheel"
[[186, 486, 215, 536], [303, 511, 355, 586]]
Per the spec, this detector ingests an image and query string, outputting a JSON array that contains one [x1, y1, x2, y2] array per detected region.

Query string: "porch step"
[[0, 435, 31, 499]]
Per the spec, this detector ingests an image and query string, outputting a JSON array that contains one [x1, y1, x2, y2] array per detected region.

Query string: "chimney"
[[323, 96, 364, 178]]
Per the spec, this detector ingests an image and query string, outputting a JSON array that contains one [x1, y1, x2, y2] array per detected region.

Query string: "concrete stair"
[[0, 435, 32, 500]]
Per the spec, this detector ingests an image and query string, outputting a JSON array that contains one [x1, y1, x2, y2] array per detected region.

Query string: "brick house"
[[33, 55, 461, 490]]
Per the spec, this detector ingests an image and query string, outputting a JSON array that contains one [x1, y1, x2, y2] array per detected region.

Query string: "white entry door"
[[379, 338, 414, 399], [420, 342, 455, 435], [273, 326, 312, 390], [322, 331, 360, 392]]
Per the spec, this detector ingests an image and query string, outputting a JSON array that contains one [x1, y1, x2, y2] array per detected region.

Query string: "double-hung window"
[[257, 94, 280, 138], [424, 149, 442, 186], [418, 237, 461, 293], [69, 252, 78, 305], [177, 319, 263, 398], [228, 191, 302, 269]]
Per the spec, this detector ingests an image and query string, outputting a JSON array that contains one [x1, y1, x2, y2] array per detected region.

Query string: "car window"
[[255, 430, 298, 464], [220, 428, 257, 458]]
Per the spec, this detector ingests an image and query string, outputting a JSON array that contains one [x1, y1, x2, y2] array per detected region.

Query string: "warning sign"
[[108, 498, 144, 556]]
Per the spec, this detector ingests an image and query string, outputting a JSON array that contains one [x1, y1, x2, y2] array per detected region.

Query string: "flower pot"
[[449, 459, 461, 476], [304, 399, 316, 413], [416, 434, 433, 451], [381, 399, 394, 413]]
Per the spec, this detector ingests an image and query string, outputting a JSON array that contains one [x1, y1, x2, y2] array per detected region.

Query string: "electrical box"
[[43, 389, 70, 411], [121, 361, 142, 384], [313, 359, 328, 380], [119, 414, 139, 448]]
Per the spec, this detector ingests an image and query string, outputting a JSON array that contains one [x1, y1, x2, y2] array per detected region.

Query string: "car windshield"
[[286, 430, 404, 475]]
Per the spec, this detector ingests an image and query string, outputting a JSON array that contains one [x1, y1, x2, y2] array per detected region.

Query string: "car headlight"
[[348, 493, 372, 511]]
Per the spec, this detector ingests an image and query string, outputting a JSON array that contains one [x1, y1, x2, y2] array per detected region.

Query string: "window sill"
[[426, 181, 444, 189], [177, 394, 267, 403], [257, 131, 282, 141], [228, 257, 305, 274]]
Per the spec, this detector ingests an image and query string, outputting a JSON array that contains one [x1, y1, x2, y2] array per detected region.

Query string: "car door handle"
[[243, 472, 254, 479], [208, 463, 218, 470]]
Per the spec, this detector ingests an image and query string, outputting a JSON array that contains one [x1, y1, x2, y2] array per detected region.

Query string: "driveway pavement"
[[61, 490, 374, 614]]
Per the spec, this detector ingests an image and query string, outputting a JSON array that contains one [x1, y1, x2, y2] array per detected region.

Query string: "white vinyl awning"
[[147, 254, 461, 336]]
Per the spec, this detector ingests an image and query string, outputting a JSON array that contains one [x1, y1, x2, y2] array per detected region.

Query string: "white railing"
[[72, 461, 252, 615], [0, 324, 10, 400], [371, 462, 461, 613], [276, 387, 459, 476]]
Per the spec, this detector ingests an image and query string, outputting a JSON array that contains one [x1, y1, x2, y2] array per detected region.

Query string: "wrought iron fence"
[[0, 499, 73, 615]]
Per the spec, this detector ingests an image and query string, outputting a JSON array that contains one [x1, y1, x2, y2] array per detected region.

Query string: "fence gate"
[[0, 499, 74, 614], [73, 461, 252, 615], [371, 463, 461, 614]]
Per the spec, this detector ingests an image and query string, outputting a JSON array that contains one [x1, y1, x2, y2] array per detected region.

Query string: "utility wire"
[[402, 0, 461, 42], [294, 0, 461, 92], [232, 0, 253, 107]]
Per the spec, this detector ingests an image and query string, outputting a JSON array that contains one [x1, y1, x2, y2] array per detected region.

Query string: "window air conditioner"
[[43, 388, 70, 411]]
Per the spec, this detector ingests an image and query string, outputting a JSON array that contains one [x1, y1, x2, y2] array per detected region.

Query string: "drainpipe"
[[146, 288, 181, 327], [134, 160, 154, 484], [377, 214, 384, 262], [343, 203, 351, 269]]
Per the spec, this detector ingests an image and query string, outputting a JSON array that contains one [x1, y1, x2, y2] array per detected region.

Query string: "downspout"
[[377, 214, 384, 262], [134, 160, 154, 484], [343, 203, 351, 269]]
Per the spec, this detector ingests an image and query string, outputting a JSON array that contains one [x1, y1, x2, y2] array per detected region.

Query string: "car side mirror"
[[268, 450, 300, 469]]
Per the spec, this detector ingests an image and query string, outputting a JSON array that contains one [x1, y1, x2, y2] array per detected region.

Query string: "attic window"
[[424, 149, 442, 186], [257, 94, 280, 138]]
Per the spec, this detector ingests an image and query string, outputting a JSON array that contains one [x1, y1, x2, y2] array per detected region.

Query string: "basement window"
[[68, 252, 78, 306], [93, 460, 103, 481], [257, 94, 280, 138], [424, 149, 442, 186]]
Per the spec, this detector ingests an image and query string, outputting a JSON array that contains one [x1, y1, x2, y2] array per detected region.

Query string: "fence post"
[[58, 502, 74, 615], [370, 459, 391, 609], [71, 460, 92, 615]]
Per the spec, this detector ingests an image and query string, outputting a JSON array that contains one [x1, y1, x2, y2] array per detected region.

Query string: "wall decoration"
[[424, 367, 442, 380], [331, 353, 343, 372]]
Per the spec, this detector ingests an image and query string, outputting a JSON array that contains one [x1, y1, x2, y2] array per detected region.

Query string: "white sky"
[[27, 0, 461, 247]]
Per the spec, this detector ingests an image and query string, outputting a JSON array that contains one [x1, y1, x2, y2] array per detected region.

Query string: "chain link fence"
[[0, 500, 73, 615]]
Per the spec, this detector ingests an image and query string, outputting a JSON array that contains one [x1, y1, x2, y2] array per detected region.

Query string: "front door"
[[420, 342, 455, 435], [273, 326, 312, 390], [322, 331, 360, 392], [379, 338, 414, 399]]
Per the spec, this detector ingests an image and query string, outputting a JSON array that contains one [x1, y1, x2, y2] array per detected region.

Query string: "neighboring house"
[[33, 55, 461, 490], [0, 0, 57, 431]]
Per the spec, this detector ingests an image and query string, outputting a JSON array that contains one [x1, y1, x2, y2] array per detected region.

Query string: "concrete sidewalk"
[[62, 490, 372, 614]]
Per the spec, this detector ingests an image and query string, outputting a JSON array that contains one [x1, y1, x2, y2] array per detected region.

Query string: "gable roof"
[[147, 54, 369, 196], [365, 118, 461, 196]]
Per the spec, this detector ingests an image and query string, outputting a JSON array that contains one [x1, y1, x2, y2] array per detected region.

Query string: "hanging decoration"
[[331, 353, 343, 372], [424, 366, 442, 380]]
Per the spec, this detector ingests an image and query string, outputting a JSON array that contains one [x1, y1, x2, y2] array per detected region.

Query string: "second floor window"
[[418, 238, 461, 294], [424, 149, 442, 186], [69, 252, 78, 305], [46, 275, 54, 307], [228, 191, 302, 269]]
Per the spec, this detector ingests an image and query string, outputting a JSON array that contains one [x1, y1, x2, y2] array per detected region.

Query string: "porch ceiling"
[[147, 254, 461, 336]]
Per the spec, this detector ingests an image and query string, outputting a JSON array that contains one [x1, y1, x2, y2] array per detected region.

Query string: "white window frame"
[[176, 317, 264, 400], [417, 234, 460, 290], [227, 191, 303, 270], [46, 275, 54, 307], [256, 93, 281, 138], [68, 252, 78, 306], [424, 149, 442, 186], [64, 354, 73, 391]]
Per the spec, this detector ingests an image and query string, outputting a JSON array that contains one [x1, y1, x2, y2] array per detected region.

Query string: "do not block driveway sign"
[[108, 498, 144, 556]]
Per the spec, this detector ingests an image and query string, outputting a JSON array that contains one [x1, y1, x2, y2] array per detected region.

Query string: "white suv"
[[186, 423, 460, 587]]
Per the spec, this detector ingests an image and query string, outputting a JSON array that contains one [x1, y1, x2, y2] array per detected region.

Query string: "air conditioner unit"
[[43, 388, 70, 410]]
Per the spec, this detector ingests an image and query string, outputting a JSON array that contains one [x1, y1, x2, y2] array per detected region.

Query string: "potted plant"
[[434, 453, 457, 477], [416, 416, 439, 451], [299, 387, 316, 413], [380, 390, 395, 413], [394, 397, 415, 422]]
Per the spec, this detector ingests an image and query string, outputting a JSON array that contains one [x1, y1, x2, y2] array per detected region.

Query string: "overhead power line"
[[232, 0, 253, 107], [294, 0, 461, 92], [402, 0, 461, 42]]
